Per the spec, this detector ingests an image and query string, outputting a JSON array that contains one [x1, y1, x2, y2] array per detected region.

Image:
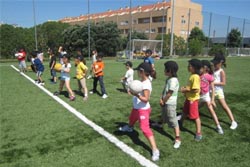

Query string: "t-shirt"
[[76, 62, 88, 80], [92, 54, 97, 64], [61, 63, 71, 79], [124, 68, 134, 85], [162, 77, 179, 105], [214, 68, 224, 91], [200, 73, 214, 95], [93, 61, 104, 77], [144, 56, 154, 65], [185, 74, 200, 101], [34, 58, 44, 72], [49, 56, 56, 68], [133, 79, 152, 110], [17, 51, 26, 61]]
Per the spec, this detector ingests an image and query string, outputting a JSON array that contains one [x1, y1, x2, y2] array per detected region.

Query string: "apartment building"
[[59, 0, 203, 40]]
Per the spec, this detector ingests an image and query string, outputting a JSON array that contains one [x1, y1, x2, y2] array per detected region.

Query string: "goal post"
[[126, 39, 163, 60]]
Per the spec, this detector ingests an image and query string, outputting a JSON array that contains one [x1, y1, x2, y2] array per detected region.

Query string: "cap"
[[134, 62, 152, 74], [124, 61, 133, 67]]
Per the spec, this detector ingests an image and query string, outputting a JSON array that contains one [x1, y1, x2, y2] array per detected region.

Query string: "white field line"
[[10, 65, 158, 167]]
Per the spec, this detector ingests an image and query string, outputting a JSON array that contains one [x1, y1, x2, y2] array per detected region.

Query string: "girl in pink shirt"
[[200, 60, 223, 134]]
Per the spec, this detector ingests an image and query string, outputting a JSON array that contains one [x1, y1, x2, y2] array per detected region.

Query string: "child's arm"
[[181, 86, 199, 93], [160, 90, 173, 106], [51, 61, 55, 70], [133, 89, 150, 103], [214, 70, 226, 86], [210, 81, 217, 108]]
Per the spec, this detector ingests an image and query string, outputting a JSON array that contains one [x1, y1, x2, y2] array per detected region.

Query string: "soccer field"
[[0, 57, 250, 167]]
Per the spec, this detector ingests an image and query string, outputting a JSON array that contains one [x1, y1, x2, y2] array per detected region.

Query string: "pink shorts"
[[129, 108, 153, 138], [183, 100, 199, 120]]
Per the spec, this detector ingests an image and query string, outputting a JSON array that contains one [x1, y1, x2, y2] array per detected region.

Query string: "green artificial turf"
[[0, 57, 249, 167]]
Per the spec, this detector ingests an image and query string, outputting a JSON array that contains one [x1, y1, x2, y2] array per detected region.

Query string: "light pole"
[[129, 0, 132, 59], [32, 0, 38, 50], [170, 0, 175, 57], [88, 0, 91, 60]]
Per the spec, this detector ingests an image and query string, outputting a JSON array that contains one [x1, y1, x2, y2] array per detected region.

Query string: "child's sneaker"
[[119, 125, 133, 132], [87, 75, 92, 79], [69, 96, 75, 101], [216, 126, 224, 134], [230, 121, 238, 130], [102, 94, 108, 99], [195, 134, 202, 141], [53, 91, 60, 96], [152, 149, 160, 161], [173, 140, 181, 149]]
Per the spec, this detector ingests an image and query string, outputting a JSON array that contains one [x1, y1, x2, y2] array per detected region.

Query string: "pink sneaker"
[[69, 96, 75, 101]]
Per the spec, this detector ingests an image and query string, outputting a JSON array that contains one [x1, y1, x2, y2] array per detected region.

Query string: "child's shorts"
[[183, 99, 199, 120], [19, 60, 27, 69], [50, 69, 56, 77], [215, 89, 225, 99], [36, 71, 43, 77], [162, 104, 178, 128], [200, 92, 211, 103], [61, 76, 70, 81]]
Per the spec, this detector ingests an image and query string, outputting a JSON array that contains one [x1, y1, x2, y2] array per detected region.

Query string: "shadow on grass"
[[199, 112, 230, 126], [149, 119, 175, 141], [113, 122, 152, 154], [116, 88, 127, 93]]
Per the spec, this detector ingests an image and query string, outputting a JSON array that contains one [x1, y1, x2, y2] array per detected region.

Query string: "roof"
[[59, 1, 170, 23]]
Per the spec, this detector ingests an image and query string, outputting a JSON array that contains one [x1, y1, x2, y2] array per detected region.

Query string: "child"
[[87, 50, 97, 79], [15, 48, 27, 73], [119, 62, 160, 161], [159, 61, 181, 148], [49, 50, 57, 84], [144, 49, 156, 80], [120, 61, 134, 92], [180, 59, 202, 141], [200, 60, 223, 134], [75, 55, 88, 100], [54, 54, 75, 101], [32, 51, 45, 85], [89, 52, 108, 99], [211, 55, 238, 129]]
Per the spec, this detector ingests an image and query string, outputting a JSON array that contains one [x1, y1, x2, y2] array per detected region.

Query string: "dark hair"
[[212, 54, 227, 68], [164, 61, 178, 77], [201, 60, 213, 75], [31, 51, 38, 58], [188, 59, 202, 75], [145, 49, 152, 55]]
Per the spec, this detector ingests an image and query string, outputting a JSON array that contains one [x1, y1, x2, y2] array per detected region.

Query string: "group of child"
[[119, 54, 237, 162]]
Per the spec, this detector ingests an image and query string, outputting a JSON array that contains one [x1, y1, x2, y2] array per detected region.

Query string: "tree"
[[128, 31, 148, 40], [63, 22, 121, 56], [208, 44, 226, 56], [155, 34, 186, 56], [188, 27, 206, 42], [227, 28, 242, 48], [189, 38, 203, 56]]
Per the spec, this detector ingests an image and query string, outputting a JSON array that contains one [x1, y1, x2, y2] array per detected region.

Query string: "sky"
[[1, 0, 250, 36]]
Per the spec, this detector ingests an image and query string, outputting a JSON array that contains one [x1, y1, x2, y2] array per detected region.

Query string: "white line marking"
[[10, 65, 158, 167]]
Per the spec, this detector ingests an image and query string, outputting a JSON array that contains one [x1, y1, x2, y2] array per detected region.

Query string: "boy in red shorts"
[[180, 59, 202, 141]]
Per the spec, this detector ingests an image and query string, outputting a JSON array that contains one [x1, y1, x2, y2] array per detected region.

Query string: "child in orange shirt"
[[89, 53, 108, 99]]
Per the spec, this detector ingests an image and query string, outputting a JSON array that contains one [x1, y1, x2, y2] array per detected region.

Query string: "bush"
[[208, 44, 226, 56], [189, 39, 203, 56]]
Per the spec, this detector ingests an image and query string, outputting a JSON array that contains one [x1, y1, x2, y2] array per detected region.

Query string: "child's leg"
[[98, 76, 107, 95], [218, 98, 236, 122], [195, 117, 201, 134], [80, 78, 88, 97], [128, 109, 139, 126], [78, 80, 83, 94], [206, 102, 220, 126], [59, 80, 65, 92], [93, 77, 98, 92], [65, 80, 74, 97]]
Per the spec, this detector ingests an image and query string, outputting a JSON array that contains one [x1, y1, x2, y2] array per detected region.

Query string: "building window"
[[169, 17, 171, 22], [181, 19, 186, 24], [145, 29, 150, 33], [152, 16, 166, 23], [151, 29, 156, 33], [124, 29, 129, 34], [158, 27, 166, 33], [133, 19, 137, 24], [120, 21, 128, 26], [195, 21, 199, 26], [138, 17, 150, 24]]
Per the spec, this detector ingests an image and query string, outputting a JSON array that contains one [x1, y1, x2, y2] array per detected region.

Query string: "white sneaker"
[[152, 149, 160, 161], [102, 94, 108, 99], [87, 75, 92, 79], [176, 114, 182, 121], [119, 125, 133, 132], [230, 121, 238, 130], [216, 126, 224, 134], [173, 140, 181, 149]]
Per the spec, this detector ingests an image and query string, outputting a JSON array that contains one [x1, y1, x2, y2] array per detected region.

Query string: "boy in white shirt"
[[121, 61, 134, 93]]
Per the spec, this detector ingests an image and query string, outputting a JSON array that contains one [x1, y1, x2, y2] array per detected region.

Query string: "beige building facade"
[[60, 0, 203, 40]]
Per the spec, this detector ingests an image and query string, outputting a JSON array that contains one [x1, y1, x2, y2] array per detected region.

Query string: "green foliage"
[[155, 34, 186, 56], [128, 31, 148, 40], [227, 28, 242, 47], [209, 44, 226, 56], [189, 38, 203, 56], [62, 22, 121, 56], [188, 27, 206, 42]]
